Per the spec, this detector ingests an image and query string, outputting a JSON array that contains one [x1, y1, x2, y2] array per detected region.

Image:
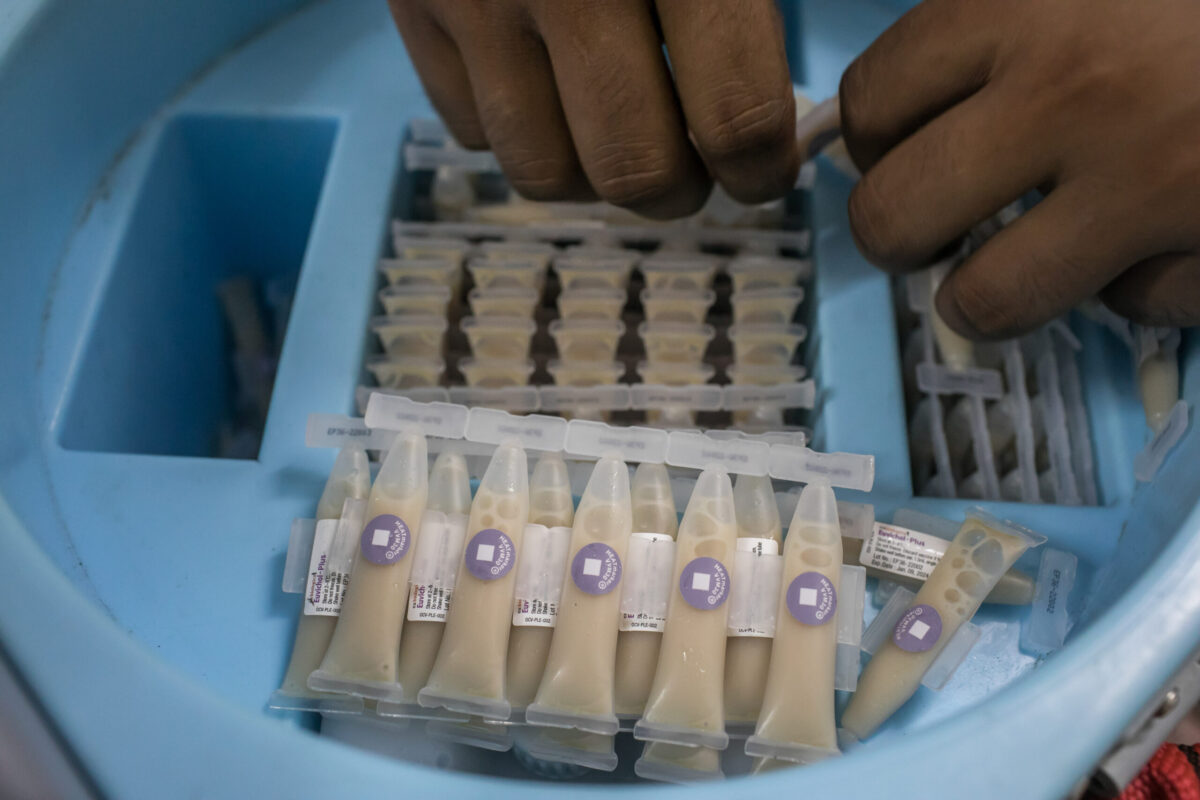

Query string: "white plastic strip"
[[727, 541, 783, 638], [722, 380, 817, 411], [630, 384, 724, 412], [835, 565, 867, 692], [837, 502, 876, 541], [564, 420, 669, 464], [363, 394, 469, 439], [306, 413, 395, 450], [465, 407, 568, 452], [966, 395, 1001, 500], [667, 430, 770, 476], [539, 385, 631, 412], [861, 585, 980, 691], [767, 444, 875, 492], [1003, 342, 1041, 503], [407, 118, 448, 143], [1020, 547, 1077, 656], [356, 385, 450, 414], [1055, 337, 1098, 505], [407, 510, 470, 623], [619, 533, 676, 632], [447, 386, 541, 413], [1036, 338, 1082, 505], [1135, 400, 1190, 482], [512, 524, 573, 627], [404, 142, 500, 172], [283, 519, 317, 594], [916, 362, 1004, 399]]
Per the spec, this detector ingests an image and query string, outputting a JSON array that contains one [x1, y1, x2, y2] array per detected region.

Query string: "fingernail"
[[933, 276, 983, 340]]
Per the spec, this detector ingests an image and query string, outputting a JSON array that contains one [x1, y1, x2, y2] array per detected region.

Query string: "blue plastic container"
[[1, 1, 1197, 797]]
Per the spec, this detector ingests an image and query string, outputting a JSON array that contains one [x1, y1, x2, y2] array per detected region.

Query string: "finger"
[[530, 0, 711, 218], [1100, 253, 1200, 327], [934, 181, 1149, 340], [387, 1, 488, 149], [839, 0, 1002, 171], [655, 0, 798, 203], [847, 85, 1055, 271], [431, 3, 595, 201]]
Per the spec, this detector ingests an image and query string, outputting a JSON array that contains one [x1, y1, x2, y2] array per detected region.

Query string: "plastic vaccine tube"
[[614, 463, 679, 717], [841, 534, 1034, 606], [634, 466, 738, 750], [378, 284, 452, 317], [640, 288, 717, 324], [309, 433, 430, 700], [556, 287, 627, 321], [505, 454, 576, 712], [724, 475, 783, 728], [458, 357, 536, 389], [726, 323, 808, 366], [418, 440, 530, 719], [549, 319, 626, 362], [273, 447, 372, 704], [745, 482, 843, 764], [730, 287, 805, 325], [460, 316, 537, 360], [1136, 327, 1181, 434], [635, 742, 724, 783], [639, 322, 716, 364], [526, 455, 633, 734], [393, 451, 473, 706], [841, 511, 1046, 739], [370, 314, 449, 358], [927, 264, 974, 372], [467, 287, 539, 319], [518, 727, 619, 773], [365, 355, 446, 390]]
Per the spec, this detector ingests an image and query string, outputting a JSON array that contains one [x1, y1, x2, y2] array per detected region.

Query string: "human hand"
[[838, 0, 1200, 337], [388, 0, 799, 219]]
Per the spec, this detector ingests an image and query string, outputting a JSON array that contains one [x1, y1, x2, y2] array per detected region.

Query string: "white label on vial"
[[406, 510, 470, 622], [727, 540, 783, 637], [512, 524, 573, 627], [859, 522, 948, 582], [303, 519, 355, 616], [619, 532, 676, 632]]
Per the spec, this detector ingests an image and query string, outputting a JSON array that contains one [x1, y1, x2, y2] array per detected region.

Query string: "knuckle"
[[838, 57, 873, 144], [502, 154, 581, 200], [589, 142, 681, 208], [694, 88, 794, 161], [847, 178, 912, 268]]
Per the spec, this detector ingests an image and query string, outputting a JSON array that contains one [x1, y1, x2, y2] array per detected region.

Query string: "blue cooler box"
[[1, 1, 1197, 798]]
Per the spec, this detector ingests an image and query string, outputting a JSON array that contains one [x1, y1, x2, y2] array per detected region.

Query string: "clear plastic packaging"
[[379, 258, 461, 290], [640, 289, 716, 324], [309, 432, 430, 702], [554, 255, 636, 292], [640, 255, 721, 291], [467, 287, 540, 319], [639, 322, 716, 364], [927, 261, 975, 372], [727, 256, 812, 292], [614, 463, 680, 718], [634, 467, 737, 750], [548, 319, 626, 362], [556, 288, 627, 321], [458, 357, 536, 389], [466, 257, 547, 292], [391, 235, 471, 267], [518, 727, 619, 773], [726, 323, 807, 366], [724, 475, 784, 730], [635, 742, 725, 783], [370, 314, 448, 358], [744, 482, 842, 764], [460, 316, 538, 360], [726, 364, 808, 386], [389, 451, 473, 711], [1136, 326, 1182, 435], [505, 454, 576, 713], [365, 355, 445, 390], [378, 284, 453, 317], [526, 455, 633, 735], [547, 359, 626, 388], [730, 287, 805, 325], [635, 362, 718, 428], [270, 447, 372, 712], [841, 510, 1046, 739], [418, 441, 530, 719], [636, 361, 716, 388]]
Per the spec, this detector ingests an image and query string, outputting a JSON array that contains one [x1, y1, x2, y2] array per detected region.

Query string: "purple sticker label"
[[678, 557, 730, 610], [464, 529, 515, 581], [571, 542, 622, 595], [360, 514, 412, 565], [787, 572, 837, 625], [893, 604, 943, 652]]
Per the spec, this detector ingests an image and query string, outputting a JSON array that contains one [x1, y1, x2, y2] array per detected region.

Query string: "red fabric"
[[1118, 744, 1200, 800]]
